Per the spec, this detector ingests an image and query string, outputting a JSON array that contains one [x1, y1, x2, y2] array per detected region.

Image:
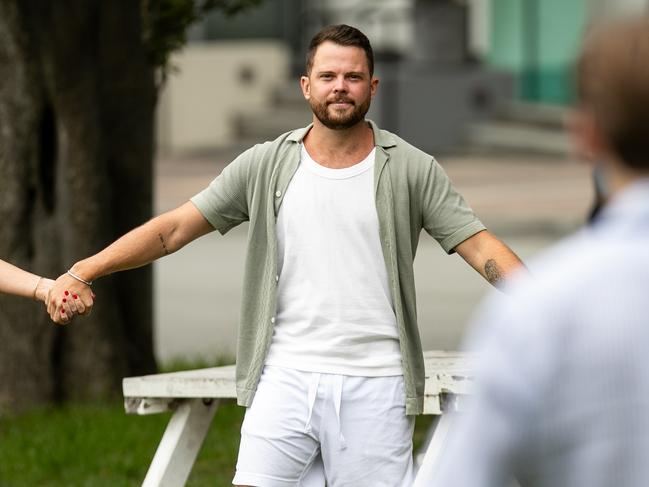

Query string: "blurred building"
[[156, 0, 649, 154]]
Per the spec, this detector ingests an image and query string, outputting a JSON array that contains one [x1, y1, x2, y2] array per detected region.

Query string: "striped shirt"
[[431, 179, 649, 487]]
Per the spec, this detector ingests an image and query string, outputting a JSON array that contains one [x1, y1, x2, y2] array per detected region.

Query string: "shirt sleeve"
[[422, 157, 486, 253], [190, 146, 256, 235]]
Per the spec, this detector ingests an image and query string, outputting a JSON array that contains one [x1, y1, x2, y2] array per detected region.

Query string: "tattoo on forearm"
[[158, 233, 169, 255], [484, 259, 503, 286]]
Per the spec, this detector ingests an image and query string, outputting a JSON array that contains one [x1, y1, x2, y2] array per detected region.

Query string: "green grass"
[[0, 374, 436, 486], [0, 400, 245, 487]]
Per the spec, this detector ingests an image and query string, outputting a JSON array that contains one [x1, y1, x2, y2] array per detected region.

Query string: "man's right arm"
[[48, 201, 214, 323]]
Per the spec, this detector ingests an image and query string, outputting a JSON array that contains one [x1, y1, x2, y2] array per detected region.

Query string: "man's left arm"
[[454, 230, 526, 289]]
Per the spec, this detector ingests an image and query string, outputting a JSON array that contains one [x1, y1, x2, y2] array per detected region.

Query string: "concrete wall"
[[310, 0, 413, 54], [156, 40, 290, 153]]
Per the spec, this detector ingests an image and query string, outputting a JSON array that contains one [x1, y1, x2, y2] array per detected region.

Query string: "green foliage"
[[142, 0, 263, 77]]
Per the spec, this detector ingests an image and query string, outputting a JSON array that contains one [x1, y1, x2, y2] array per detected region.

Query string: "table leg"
[[142, 398, 219, 487]]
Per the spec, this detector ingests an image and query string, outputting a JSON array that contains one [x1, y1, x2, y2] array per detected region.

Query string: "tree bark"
[[0, 0, 157, 411]]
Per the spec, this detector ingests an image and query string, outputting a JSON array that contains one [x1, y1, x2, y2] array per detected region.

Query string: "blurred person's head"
[[572, 17, 649, 189], [301, 25, 378, 130]]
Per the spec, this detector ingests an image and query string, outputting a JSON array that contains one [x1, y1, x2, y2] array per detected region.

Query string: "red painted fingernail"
[[61, 308, 66, 314], [64, 291, 69, 296], [62, 298, 67, 303], [73, 294, 78, 299]]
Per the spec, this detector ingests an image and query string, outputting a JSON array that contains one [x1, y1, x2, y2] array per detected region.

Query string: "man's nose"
[[333, 76, 347, 92]]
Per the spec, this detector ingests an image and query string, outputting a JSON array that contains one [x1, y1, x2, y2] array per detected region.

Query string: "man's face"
[[300, 41, 378, 130]]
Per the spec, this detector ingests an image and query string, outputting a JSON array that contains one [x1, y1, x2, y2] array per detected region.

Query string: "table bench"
[[123, 350, 475, 486]]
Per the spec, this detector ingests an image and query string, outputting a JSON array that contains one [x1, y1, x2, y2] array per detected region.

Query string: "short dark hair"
[[576, 18, 649, 170], [306, 24, 374, 77]]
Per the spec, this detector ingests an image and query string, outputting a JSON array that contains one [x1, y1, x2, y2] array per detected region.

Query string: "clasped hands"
[[45, 272, 95, 324]]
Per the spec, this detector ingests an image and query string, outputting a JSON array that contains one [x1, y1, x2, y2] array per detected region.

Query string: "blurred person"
[[425, 17, 649, 487], [47, 24, 524, 486], [587, 164, 607, 222], [0, 258, 53, 304]]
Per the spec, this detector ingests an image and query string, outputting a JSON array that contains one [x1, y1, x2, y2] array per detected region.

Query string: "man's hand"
[[47, 273, 94, 324]]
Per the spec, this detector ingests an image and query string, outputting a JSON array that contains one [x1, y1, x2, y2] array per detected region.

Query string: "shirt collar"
[[287, 119, 397, 149], [592, 177, 649, 231]]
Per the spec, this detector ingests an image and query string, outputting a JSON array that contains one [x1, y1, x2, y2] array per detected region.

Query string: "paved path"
[[153, 150, 593, 364]]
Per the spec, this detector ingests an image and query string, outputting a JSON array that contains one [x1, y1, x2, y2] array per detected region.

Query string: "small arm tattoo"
[[484, 259, 504, 287], [158, 233, 169, 256]]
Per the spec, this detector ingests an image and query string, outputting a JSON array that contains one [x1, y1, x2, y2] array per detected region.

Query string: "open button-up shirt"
[[191, 120, 485, 415]]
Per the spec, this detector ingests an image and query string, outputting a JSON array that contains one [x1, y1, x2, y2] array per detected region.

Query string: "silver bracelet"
[[67, 270, 93, 286]]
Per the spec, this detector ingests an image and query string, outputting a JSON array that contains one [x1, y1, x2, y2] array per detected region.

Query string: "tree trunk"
[[0, 0, 157, 411]]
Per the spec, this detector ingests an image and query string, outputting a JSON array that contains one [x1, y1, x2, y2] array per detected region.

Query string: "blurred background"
[[153, 0, 648, 364], [3, 1, 649, 485]]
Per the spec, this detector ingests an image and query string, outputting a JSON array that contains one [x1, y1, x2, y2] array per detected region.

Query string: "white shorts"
[[233, 366, 414, 487]]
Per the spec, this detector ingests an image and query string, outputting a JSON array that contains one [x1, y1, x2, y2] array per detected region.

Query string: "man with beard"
[[47, 25, 524, 486]]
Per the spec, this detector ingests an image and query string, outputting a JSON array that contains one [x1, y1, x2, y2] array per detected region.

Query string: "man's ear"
[[370, 77, 379, 99], [566, 109, 607, 165], [300, 75, 311, 100]]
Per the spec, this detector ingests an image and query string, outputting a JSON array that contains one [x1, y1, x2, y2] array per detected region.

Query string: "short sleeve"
[[422, 158, 485, 253], [190, 147, 256, 235]]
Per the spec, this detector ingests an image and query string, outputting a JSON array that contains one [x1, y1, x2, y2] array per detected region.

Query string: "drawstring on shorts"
[[303, 372, 347, 450], [304, 373, 321, 435], [332, 374, 347, 449]]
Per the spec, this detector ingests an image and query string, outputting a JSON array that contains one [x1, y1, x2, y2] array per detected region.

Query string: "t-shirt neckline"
[[300, 144, 376, 180]]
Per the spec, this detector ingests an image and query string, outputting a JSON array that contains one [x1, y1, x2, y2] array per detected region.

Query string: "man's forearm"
[[455, 230, 526, 289], [69, 214, 181, 283], [481, 252, 524, 288], [47, 215, 180, 323], [70, 201, 213, 283], [47, 201, 214, 324], [46, 222, 165, 324]]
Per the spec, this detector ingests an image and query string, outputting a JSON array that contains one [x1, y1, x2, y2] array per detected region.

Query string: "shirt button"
[[271, 317, 276, 324], [275, 275, 279, 282], [275, 190, 282, 198]]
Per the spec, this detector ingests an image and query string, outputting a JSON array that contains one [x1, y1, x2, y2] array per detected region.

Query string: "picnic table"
[[123, 350, 475, 486]]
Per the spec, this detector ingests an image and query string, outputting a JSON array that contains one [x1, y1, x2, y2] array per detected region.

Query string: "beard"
[[309, 94, 371, 130]]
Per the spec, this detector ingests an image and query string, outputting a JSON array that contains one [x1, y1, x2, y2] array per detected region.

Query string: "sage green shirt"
[[191, 120, 485, 415]]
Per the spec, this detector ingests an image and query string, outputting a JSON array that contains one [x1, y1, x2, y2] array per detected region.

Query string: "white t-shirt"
[[264, 145, 403, 376]]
